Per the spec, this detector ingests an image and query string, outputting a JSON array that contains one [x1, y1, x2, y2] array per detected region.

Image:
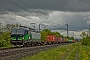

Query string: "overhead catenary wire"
[[0, 9, 35, 28], [58, 24, 67, 30], [1, 0, 73, 37], [8, 0, 35, 16], [29, 0, 71, 37], [7, 0, 45, 28], [17, 0, 43, 19], [7, 0, 64, 30], [29, 0, 67, 30], [0, 3, 43, 30], [17, 0, 67, 30], [7, 0, 46, 20], [30, 0, 43, 9], [4, 0, 67, 32]]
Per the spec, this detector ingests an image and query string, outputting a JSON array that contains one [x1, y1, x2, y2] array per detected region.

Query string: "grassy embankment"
[[64, 43, 90, 60], [80, 45, 90, 60], [21, 43, 78, 60], [21, 43, 90, 60]]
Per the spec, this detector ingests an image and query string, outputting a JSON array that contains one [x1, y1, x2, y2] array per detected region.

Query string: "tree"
[[0, 23, 3, 32], [80, 32, 87, 38], [5, 23, 21, 32], [40, 31, 48, 41], [80, 27, 90, 45], [43, 29, 52, 35], [52, 32, 61, 36], [40, 29, 52, 41], [70, 37, 74, 40]]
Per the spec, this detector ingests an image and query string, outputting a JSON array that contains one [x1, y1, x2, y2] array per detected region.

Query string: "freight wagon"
[[67, 39, 76, 43], [46, 35, 62, 44], [46, 35, 56, 44]]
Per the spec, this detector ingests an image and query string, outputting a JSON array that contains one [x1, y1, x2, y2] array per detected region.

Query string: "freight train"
[[10, 26, 76, 47]]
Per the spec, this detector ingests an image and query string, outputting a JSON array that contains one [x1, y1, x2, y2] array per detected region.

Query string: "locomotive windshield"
[[11, 28, 25, 35]]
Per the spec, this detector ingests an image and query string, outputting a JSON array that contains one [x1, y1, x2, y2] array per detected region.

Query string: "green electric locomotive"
[[10, 26, 41, 46]]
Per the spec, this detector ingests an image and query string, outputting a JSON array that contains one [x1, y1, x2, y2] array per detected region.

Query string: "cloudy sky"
[[0, 0, 90, 39]]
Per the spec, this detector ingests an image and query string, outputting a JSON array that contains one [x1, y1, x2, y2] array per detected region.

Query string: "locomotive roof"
[[12, 27, 35, 31], [20, 26, 35, 30]]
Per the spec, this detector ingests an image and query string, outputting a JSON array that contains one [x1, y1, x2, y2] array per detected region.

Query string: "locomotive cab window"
[[24, 30, 28, 35]]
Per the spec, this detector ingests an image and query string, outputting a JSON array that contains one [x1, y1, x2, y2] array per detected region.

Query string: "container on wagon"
[[58, 37, 62, 43], [68, 39, 72, 42], [62, 38, 65, 42], [55, 36, 59, 42], [46, 35, 56, 42], [64, 38, 68, 42], [72, 40, 76, 43]]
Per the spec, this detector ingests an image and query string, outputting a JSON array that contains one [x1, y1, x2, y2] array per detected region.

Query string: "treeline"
[[0, 23, 21, 47], [0, 23, 21, 33], [80, 27, 90, 45]]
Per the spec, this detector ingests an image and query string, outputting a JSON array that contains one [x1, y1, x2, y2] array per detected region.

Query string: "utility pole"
[[73, 32, 74, 39], [38, 24, 40, 33], [65, 23, 68, 37]]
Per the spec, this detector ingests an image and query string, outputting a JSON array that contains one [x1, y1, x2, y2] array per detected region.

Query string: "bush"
[[81, 38, 90, 46], [0, 32, 13, 47]]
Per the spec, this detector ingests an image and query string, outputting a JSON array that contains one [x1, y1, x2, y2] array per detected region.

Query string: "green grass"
[[80, 45, 90, 60], [65, 43, 90, 60], [21, 43, 78, 60], [64, 43, 80, 60], [65, 46, 78, 60]]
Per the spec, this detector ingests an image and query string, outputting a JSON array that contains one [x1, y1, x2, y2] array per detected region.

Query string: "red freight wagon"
[[55, 36, 59, 42], [47, 35, 56, 42], [58, 37, 62, 43]]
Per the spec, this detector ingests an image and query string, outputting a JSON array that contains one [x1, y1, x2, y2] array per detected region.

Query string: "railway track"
[[0, 43, 69, 60], [0, 47, 22, 50]]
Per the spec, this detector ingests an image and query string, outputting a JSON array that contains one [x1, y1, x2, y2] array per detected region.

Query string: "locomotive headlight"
[[22, 37, 24, 40]]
